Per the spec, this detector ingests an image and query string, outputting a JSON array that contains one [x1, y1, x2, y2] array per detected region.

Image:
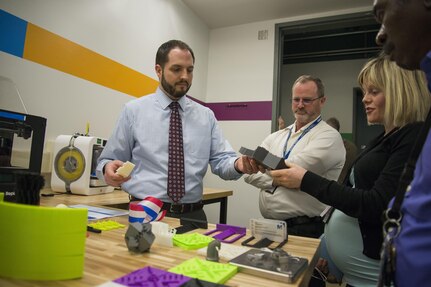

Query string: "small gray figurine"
[[124, 222, 155, 253], [206, 239, 221, 262]]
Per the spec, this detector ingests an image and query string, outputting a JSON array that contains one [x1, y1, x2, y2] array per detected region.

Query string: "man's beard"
[[294, 108, 312, 123], [161, 74, 190, 99], [294, 108, 308, 118]]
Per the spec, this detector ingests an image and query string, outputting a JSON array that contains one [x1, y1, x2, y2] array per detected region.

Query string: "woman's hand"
[[269, 162, 307, 189]]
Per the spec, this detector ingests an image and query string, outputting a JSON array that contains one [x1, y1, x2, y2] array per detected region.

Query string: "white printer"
[[51, 134, 114, 195]]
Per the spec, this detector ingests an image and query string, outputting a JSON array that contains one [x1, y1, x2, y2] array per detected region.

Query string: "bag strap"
[[378, 109, 431, 287], [387, 108, 431, 220]]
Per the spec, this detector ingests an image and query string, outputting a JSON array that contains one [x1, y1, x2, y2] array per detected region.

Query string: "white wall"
[[203, 7, 371, 226], [0, 0, 372, 227], [0, 0, 209, 162]]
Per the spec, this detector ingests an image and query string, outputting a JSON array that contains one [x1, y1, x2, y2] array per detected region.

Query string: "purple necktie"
[[167, 102, 185, 203]]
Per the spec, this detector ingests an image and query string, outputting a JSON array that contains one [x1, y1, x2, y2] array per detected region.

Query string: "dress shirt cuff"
[[234, 158, 244, 175], [96, 159, 111, 183]]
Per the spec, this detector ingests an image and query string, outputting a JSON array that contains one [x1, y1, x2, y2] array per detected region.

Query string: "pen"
[[87, 226, 102, 233]]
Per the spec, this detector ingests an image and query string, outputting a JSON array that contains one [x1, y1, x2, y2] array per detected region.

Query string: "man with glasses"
[[244, 75, 345, 238]]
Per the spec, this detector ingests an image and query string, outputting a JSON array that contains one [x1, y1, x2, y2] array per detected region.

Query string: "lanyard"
[[283, 116, 322, 159]]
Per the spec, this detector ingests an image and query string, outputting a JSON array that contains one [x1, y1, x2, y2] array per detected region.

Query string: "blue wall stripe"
[[0, 9, 27, 58], [0, 110, 26, 121]]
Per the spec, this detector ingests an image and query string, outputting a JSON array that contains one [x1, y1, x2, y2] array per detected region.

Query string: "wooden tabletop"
[[1, 192, 320, 287], [39, 187, 233, 207]]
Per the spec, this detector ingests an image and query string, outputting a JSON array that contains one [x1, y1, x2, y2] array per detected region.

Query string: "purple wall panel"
[[187, 96, 272, 121], [206, 101, 272, 121]]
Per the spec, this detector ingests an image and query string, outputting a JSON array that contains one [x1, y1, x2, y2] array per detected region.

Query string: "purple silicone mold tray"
[[113, 266, 191, 287]]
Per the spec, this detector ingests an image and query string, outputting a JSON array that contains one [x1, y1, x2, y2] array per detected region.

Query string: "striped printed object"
[[128, 197, 166, 223]]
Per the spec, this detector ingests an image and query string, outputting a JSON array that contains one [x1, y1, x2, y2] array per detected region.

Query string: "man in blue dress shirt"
[[97, 39, 258, 218], [373, 0, 431, 285]]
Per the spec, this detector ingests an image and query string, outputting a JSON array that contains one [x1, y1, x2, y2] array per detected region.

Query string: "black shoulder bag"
[[378, 109, 431, 287]]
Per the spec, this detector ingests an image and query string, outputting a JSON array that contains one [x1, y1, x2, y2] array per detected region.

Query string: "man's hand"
[[235, 155, 264, 174], [103, 160, 131, 187], [269, 162, 306, 189]]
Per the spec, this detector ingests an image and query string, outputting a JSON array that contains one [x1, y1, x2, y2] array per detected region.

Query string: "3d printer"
[[51, 134, 114, 195], [0, 109, 47, 202]]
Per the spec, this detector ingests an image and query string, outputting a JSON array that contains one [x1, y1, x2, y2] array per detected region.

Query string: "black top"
[[301, 122, 423, 259]]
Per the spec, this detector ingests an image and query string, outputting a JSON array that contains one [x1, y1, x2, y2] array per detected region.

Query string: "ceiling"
[[182, 0, 373, 29]]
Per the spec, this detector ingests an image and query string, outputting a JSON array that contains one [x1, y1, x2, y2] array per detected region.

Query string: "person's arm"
[[207, 115, 261, 179], [96, 106, 134, 185], [274, 124, 421, 222], [269, 125, 345, 185], [287, 127, 345, 176], [102, 160, 130, 187], [243, 132, 281, 190], [205, 110, 247, 180], [244, 170, 275, 191]]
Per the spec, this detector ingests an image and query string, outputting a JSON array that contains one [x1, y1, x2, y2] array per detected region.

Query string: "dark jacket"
[[301, 122, 423, 259]]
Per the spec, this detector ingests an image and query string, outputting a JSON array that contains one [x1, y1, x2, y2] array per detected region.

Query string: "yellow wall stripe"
[[23, 23, 158, 97]]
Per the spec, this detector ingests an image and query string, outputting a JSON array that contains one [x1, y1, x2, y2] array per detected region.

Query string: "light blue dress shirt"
[[96, 88, 241, 203]]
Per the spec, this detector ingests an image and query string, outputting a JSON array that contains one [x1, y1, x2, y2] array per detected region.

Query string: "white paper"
[[69, 204, 128, 220]]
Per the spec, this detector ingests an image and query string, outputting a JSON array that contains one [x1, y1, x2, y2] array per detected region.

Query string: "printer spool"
[[51, 134, 114, 195], [53, 135, 85, 192]]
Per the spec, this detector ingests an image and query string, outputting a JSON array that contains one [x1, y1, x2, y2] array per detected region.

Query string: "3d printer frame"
[[0, 109, 47, 201]]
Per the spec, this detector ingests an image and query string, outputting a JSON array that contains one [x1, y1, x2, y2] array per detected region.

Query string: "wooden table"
[[202, 188, 232, 224], [41, 187, 233, 224], [0, 195, 320, 287]]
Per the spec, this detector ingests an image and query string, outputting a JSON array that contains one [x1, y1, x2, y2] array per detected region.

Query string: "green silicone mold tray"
[[169, 257, 237, 284], [173, 233, 214, 250]]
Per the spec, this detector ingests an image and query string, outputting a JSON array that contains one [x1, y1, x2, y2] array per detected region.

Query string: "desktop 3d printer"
[[0, 109, 47, 202], [51, 134, 114, 195]]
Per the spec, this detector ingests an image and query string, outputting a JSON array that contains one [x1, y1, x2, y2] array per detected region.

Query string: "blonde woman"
[[269, 55, 430, 287]]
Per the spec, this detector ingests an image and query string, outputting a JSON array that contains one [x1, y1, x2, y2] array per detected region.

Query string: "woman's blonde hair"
[[358, 55, 430, 127]]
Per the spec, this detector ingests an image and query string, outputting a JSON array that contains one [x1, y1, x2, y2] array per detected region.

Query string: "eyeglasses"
[[291, 96, 323, 105]]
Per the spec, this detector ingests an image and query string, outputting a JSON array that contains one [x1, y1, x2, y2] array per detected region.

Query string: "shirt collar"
[[156, 87, 187, 111], [420, 50, 431, 93]]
